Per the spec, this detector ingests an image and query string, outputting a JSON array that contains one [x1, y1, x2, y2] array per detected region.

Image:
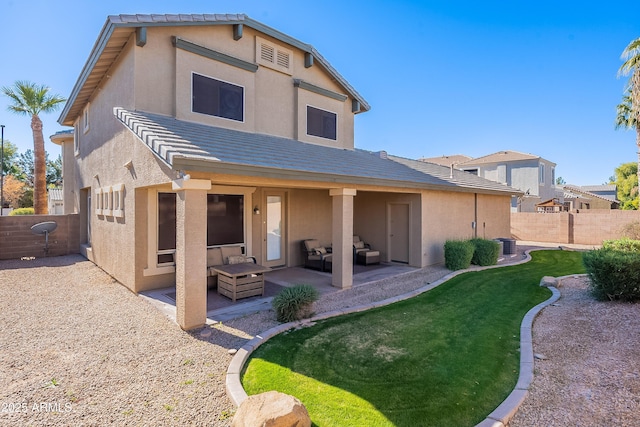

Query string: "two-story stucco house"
[[54, 14, 519, 329], [456, 151, 556, 212]]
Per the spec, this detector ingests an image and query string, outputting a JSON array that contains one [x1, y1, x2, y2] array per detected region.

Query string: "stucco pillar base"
[[330, 188, 356, 289], [174, 179, 211, 330]]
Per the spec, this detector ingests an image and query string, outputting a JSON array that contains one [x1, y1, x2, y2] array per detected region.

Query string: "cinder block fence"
[[0, 214, 80, 260], [511, 211, 640, 245]]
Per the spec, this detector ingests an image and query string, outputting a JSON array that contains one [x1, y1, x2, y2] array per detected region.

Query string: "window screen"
[[158, 193, 176, 264], [193, 74, 244, 122], [307, 106, 336, 140], [207, 194, 244, 246]]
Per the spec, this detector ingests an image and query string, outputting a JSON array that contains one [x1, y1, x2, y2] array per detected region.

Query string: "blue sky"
[[0, 0, 637, 185]]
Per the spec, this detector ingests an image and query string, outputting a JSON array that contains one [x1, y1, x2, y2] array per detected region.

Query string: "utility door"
[[388, 203, 410, 263]]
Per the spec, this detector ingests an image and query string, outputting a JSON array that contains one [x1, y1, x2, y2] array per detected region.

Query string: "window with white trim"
[[157, 192, 177, 265], [83, 103, 90, 134], [74, 119, 80, 155], [192, 73, 244, 122], [112, 184, 124, 218], [95, 188, 103, 215], [539, 164, 545, 184], [207, 194, 244, 247], [307, 105, 337, 140]]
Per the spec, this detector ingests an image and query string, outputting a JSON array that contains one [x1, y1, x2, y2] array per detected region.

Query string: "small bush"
[[602, 237, 640, 253], [470, 238, 501, 266], [444, 240, 474, 270], [9, 207, 34, 216], [272, 284, 320, 323], [583, 248, 640, 301]]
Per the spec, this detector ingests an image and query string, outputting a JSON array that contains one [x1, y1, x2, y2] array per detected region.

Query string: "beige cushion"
[[313, 247, 327, 255], [354, 241, 365, 249], [207, 248, 223, 266], [221, 246, 243, 264], [304, 240, 320, 252], [353, 235, 361, 244], [228, 255, 250, 264]]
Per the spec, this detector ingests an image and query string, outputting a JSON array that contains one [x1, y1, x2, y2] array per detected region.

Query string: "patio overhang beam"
[[171, 156, 521, 197]]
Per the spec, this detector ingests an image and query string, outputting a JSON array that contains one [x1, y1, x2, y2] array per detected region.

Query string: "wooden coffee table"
[[211, 263, 272, 302]]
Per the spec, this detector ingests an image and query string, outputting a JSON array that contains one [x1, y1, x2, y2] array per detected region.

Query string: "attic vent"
[[277, 50, 290, 68], [260, 43, 274, 62], [256, 36, 293, 75]]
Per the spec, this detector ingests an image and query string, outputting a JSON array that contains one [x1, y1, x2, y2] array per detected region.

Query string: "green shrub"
[[272, 284, 320, 323], [470, 238, 501, 266], [444, 240, 474, 270], [602, 237, 640, 253], [9, 207, 34, 216], [582, 248, 640, 301]]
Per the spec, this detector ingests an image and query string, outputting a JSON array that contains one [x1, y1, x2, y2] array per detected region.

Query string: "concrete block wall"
[[0, 214, 80, 260], [511, 211, 640, 245]]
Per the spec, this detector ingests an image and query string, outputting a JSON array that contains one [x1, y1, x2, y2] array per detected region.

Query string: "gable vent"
[[277, 50, 290, 68], [260, 43, 274, 63], [256, 36, 293, 75]]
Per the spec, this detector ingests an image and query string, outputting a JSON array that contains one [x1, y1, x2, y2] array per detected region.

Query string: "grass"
[[241, 250, 585, 426]]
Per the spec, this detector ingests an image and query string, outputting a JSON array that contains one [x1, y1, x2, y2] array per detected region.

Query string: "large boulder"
[[232, 391, 311, 427]]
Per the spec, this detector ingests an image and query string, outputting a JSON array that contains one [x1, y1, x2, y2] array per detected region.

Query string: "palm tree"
[[617, 37, 640, 200], [2, 81, 65, 214]]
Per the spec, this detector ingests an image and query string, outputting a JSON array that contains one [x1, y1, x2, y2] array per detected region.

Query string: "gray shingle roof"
[[115, 108, 519, 195]]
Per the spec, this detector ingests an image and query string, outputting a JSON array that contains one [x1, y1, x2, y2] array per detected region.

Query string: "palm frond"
[[2, 80, 66, 116]]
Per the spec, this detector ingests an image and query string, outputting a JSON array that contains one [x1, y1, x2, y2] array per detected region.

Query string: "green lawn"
[[242, 250, 585, 426]]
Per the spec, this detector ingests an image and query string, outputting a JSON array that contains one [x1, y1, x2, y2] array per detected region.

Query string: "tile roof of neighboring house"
[[58, 13, 370, 126], [563, 185, 620, 203], [418, 155, 472, 167], [458, 150, 556, 167], [114, 108, 520, 196], [48, 187, 63, 201], [580, 184, 617, 193]]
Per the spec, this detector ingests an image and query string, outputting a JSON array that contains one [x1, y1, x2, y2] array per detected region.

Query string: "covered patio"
[[141, 262, 418, 323]]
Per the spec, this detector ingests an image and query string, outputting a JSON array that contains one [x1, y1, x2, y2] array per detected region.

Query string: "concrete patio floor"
[[140, 262, 417, 323]]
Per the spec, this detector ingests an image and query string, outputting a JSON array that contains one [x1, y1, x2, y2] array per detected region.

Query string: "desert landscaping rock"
[[231, 391, 311, 427], [1, 246, 637, 426]]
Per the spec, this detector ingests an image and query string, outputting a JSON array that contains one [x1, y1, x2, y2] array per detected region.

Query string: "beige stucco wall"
[[133, 25, 355, 148], [420, 191, 511, 265]]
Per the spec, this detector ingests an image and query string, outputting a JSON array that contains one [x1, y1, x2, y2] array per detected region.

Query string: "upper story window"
[[539, 164, 545, 184], [307, 106, 336, 140], [83, 103, 90, 134], [74, 120, 80, 155], [192, 73, 244, 122]]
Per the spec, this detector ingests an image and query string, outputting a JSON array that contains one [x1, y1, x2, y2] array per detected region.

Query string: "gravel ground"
[[508, 275, 640, 426], [2, 247, 637, 426]]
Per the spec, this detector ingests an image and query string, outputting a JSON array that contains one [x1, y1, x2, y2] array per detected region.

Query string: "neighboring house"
[[561, 185, 620, 210], [47, 187, 64, 214], [457, 151, 557, 212], [55, 14, 519, 330], [418, 154, 472, 168]]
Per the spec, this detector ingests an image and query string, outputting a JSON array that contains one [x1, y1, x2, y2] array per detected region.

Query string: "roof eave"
[[172, 156, 517, 195]]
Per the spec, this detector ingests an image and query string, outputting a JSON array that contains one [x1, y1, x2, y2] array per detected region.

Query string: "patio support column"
[[330, 188, 356, 289], [173, 178, 211, 330]]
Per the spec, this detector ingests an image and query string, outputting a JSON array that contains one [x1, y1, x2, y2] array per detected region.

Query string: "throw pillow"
[[227, 255, 248, 264]]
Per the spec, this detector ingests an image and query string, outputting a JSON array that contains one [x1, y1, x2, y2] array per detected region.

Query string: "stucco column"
[[173, 178, 211, 330], [330, 188, 356, 289]]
